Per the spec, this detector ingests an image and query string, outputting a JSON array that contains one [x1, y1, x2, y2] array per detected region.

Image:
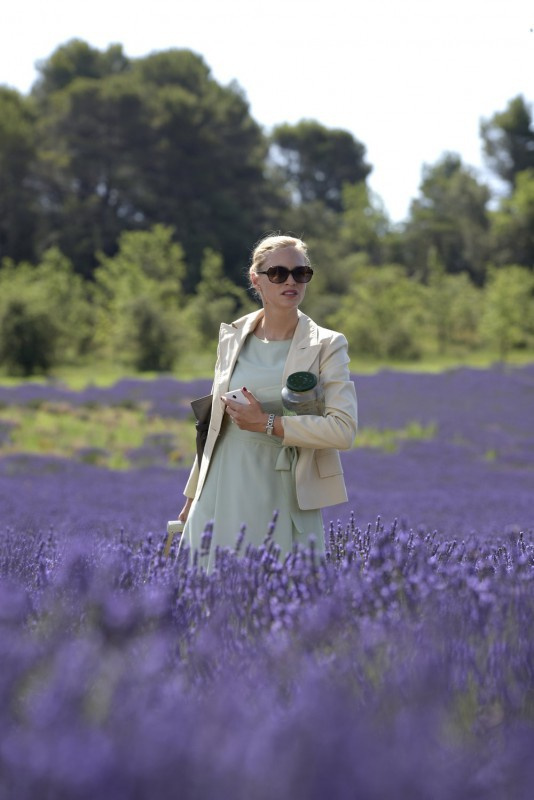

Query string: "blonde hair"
[[250, 234, 310, 276]]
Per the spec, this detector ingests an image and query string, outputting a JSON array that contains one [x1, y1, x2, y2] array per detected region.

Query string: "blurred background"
[[1, 0, 533, 379]]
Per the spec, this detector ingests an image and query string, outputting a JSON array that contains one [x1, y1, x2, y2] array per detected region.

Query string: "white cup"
[[164, 519, 185, 557], [167, 520, 185, 535]]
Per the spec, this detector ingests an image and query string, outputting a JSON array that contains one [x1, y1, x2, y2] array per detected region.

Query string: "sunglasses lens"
[[267, 267, 288, 283], [266, 267, 313, 283], [294, 267, 313, 283]]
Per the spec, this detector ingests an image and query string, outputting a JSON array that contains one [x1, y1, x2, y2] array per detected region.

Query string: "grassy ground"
[[0, 400, 436, 468], [348, 349, 534, 375], [0, 401, 197, 469]]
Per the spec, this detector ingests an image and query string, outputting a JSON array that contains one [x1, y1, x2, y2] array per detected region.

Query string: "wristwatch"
[[265, 413, 275, 436]]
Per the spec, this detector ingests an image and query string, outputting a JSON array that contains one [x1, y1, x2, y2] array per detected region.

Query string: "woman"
[[177, 234, 357, 568]]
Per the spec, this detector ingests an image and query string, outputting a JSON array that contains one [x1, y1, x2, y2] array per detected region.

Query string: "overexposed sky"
[[2, 0, 533, 221]]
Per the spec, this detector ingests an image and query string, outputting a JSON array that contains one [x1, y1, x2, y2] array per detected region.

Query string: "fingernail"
[[242, 386, 247, 391]]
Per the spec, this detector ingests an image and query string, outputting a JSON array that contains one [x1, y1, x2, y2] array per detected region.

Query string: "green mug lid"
[[286, 371, 317, 392]]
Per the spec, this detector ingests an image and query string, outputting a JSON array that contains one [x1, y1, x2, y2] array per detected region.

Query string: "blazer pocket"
[[315, 448, 344, 478]]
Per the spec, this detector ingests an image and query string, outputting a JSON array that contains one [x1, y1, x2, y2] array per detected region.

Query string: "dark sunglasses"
[[256, 266, 314, 284]]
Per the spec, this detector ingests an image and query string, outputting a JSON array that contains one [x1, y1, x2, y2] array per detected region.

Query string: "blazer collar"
[[220, 308, 318, 344], [218, 308, 322, 383], [218, 308, 264, 378]]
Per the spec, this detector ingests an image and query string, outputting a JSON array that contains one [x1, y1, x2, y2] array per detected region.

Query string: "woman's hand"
[[221, 387, 269, 432]]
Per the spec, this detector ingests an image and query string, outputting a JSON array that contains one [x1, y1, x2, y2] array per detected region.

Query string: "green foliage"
[[98, 224, 186, 298], [327, 263, 429, 360], [481, 95, 534, 188], [33, 39, 129, 98], [0, 298, 59, 376], [490, 169, 534, 267], [34, 69, 154, 276], [340, 183, 390, 262], [182, 248, 253, 345], [0, 87, 37, 262], [270, 120, 371, 212], [480, 266, 534, 358], [25, 43, 269, 281], [132, 49, 269, 286], [91, 225, 186, 367], [403, 153, 490, 284], [426, 249, 482, 352], [129, 296, 180, 372], [0, 249, 92, 374], [1, 41, 533, 373]]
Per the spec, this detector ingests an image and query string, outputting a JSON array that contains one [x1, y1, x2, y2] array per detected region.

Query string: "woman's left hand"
[[221, 387, 268, 432]]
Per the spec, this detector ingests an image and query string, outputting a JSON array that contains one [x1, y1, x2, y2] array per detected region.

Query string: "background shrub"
[[0, 297, 59, 375]]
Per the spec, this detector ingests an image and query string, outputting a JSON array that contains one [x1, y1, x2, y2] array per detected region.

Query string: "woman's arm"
[[183, 455, 199, 499], [178, 496, 193, 521], [280, 332, 357, 451]]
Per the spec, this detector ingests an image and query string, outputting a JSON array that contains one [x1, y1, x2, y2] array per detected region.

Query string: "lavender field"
[[1, 365, 534, 798]]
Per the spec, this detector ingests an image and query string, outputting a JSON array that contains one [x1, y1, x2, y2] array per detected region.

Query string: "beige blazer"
[[183, 308, 358, 510]]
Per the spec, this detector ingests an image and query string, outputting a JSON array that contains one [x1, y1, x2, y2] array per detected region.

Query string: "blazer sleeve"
[[182, 346, 220, 499], [281, 331, 357, 451], [183, 455, 199, 499]]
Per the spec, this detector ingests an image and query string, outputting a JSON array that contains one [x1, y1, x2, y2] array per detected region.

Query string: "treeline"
[[1, 40, 534, 374]]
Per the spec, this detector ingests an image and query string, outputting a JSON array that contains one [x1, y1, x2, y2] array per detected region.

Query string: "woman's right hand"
[[178, 497, 193, 523]]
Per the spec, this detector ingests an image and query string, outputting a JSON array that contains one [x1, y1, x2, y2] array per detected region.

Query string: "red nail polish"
[[242, 386, 247, 392]]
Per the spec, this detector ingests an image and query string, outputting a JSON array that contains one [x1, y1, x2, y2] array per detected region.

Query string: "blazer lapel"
[[218, 309, 321, 388], [217, 309, 264, 387], [283, 312, 322, 384]]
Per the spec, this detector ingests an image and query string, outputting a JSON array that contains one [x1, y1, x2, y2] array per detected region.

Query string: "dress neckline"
[[251, 333, 292, 344]]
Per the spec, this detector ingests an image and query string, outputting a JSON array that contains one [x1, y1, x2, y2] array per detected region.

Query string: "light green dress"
[[182, 333, 324, 568]]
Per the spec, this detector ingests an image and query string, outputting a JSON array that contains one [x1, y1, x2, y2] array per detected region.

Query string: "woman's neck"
[[254, 309, 299, 341]]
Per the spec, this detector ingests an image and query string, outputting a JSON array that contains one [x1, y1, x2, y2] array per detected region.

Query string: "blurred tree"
[[270, 120, 371, 212], [91, 225, 187, 363], [135, 51, 271, 287], [481, 95, 534, 189], [129, 295, 180, 372], [0, 249, 92, 373], [0, 88, 38, 263], [32, 39, 130, 98], [31, 42, 272, 284], [97, 225, 187, 304], [402, 153, 490, 284], [32, 68, 154, 276], [340, 182, 390, 263], [33, 247, 95, 359], [327, 263, 429, 360], [183, 248, 252, 345], [480, 265, 534, 359], [490, 169, 534, 268], [0, 298, 59, 376], [426, 247, 482, 354]]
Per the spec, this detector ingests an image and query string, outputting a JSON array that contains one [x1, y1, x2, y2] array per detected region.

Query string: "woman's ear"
[[250, 272, 261, 297]]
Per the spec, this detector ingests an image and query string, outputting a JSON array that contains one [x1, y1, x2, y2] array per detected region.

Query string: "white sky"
[[1, 0, 533, 221]]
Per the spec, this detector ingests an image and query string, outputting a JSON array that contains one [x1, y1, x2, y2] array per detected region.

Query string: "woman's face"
[[251, 247, 309, 311]]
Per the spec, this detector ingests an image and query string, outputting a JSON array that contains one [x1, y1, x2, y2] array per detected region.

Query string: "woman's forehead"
[[264, 246, 307, 266]]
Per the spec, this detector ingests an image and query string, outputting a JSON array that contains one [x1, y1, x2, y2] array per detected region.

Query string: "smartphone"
[[223, 389, 250, 405]]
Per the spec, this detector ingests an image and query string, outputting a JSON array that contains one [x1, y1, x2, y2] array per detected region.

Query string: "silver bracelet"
[[265, 413, 275, 436]]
